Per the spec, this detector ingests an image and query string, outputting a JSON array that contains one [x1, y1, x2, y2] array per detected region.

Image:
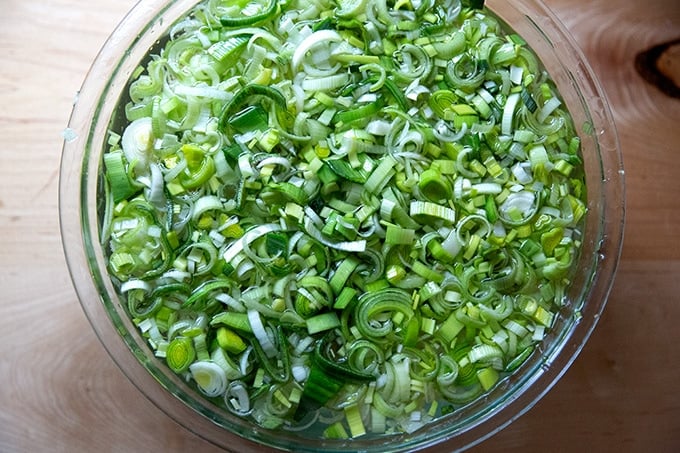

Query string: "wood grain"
[[0, 0, 679, 451]]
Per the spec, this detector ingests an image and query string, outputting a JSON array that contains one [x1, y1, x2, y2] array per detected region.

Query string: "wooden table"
[[1, 0, 678, 451]]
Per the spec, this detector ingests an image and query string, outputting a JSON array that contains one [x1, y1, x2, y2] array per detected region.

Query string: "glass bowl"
[[60, 0, 625, 451]]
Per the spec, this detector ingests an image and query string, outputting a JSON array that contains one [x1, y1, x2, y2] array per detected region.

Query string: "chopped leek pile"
[[101, 0, 586, 439]]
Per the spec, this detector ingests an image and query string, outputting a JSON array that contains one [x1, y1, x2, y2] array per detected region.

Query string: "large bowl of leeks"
[[60, 0, 624, 451]]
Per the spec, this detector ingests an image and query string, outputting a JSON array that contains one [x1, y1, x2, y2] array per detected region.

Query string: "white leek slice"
[[292, 30, 343, 72], [189, 361, 227, 397], [247, 309, 277, 358], [191, 195, 224, 221], [223, 223, 282, 263], [121, 117, 153, 173], [501, 92, 520, 135]]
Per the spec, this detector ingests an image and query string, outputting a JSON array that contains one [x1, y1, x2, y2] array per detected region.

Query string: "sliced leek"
[[102, 0, 586, 441]]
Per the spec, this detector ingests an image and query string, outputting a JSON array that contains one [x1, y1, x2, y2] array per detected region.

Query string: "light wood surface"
[[1, 0, 679, 451]]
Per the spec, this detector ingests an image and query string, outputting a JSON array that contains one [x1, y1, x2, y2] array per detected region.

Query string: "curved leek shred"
[[102, 0, 587, 440]]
